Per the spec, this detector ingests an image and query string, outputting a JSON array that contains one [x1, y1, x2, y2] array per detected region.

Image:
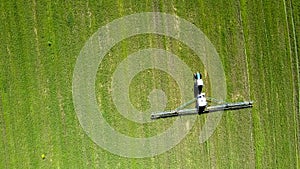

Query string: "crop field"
[[0, 0, 299, 168]]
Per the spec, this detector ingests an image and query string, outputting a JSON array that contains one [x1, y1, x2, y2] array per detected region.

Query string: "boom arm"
[[151, 101, 253, 120]]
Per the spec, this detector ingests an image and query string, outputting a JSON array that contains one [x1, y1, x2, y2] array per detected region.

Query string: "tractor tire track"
[[283, 0, 300, 167]]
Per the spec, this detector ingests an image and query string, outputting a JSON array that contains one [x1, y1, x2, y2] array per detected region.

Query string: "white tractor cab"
[[194, 72, 207, 114]]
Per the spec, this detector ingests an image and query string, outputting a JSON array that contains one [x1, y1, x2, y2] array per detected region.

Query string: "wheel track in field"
[[289, 3, 300, 162], [236, 1, 256, 168], [283, 0, 300, 167]]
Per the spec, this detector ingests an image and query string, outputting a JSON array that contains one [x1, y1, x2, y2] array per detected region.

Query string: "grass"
[[0, 0, 299, 168]]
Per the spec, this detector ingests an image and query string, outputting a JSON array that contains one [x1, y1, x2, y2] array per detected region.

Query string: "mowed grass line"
[[284, 1, 300, 168], [285, 0, 300, 167], [0, 1, 42, 168], [1, 0, 110, 168], [244, 0, 299, 168], [263, 1, 298, 168], [30, 1, 84, 168], [284, 0, 300, 167], [212, 0, 255, 168]]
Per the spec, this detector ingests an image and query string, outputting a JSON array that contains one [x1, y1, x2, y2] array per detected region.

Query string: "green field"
[[0, 0, 299, 168]]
